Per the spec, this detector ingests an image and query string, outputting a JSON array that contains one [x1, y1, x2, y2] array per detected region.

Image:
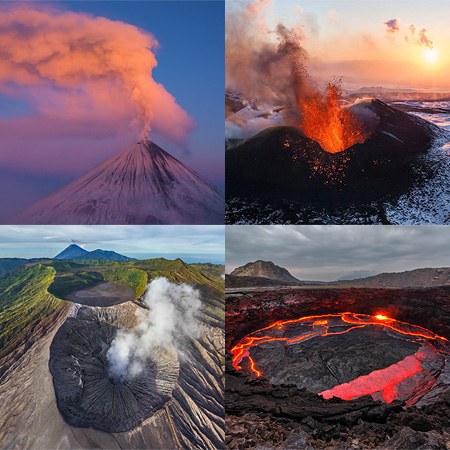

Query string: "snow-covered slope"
[[12, 141, 224, 224]]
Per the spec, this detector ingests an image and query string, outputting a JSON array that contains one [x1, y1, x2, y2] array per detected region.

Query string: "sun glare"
[[423, 48, 439, 64]]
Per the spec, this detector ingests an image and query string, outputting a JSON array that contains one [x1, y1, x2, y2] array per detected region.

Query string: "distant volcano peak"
[[11, 140, 224, 225]]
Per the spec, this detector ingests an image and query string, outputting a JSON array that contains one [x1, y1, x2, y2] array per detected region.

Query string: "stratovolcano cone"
[[11, 140, 224, 224]]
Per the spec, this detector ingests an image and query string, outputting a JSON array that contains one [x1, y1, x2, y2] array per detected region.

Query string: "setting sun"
[[423, 48, 439, 64]]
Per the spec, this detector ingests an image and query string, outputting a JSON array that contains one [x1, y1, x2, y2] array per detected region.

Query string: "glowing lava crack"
[[231, 313, 449, 405]]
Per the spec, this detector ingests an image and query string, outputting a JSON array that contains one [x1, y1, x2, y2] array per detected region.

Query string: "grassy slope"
[[0, 259, 29, 277], [0, 265, 63, 359], [103, 268, 148, 299], [0, 258, 223, 361], [47, 271, 104, 298]]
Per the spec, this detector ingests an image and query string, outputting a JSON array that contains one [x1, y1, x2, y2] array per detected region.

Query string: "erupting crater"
[[49, 307, 179, 433], [231, 313, 449, 405], [298, 83, 367, 153]]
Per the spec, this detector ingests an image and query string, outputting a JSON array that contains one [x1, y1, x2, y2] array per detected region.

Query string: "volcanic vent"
[[49, 306, 179, 433], [231, 313, 450, 406]]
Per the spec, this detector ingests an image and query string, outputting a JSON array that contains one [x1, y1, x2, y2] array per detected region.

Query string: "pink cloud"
[[0, 4, 194, 175]]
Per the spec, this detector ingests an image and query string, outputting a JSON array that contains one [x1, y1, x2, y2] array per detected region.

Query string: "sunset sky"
[[0, 1, 224, 220], [227, 0, 450, 90]]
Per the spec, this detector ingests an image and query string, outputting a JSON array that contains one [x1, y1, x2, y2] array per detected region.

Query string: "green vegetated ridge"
[[48, 257, 225, 325], [48, 271, 104, 298], [103, 268, 148, 299], [0, 257, 224, 362], [0, 265, 63, 359], [0, 258, 29, 277]]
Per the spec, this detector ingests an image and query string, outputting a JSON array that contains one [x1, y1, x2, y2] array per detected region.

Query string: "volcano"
[[49, 307, 179, 433], [12, 140, 224, 225], [226, 100, 445, 214], [54, 243, 134, 262], [230, 260, 300, 285]]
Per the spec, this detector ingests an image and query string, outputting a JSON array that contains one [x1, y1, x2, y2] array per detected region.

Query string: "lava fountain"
[[231, 313, 449, 405], [297, 83, 366, 153]]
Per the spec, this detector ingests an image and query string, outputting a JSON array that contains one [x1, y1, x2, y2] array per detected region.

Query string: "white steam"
[[106, 277, 201, 382]]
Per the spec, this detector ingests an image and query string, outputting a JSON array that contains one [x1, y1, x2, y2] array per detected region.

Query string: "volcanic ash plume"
[[0, 5, 193, 141], [226, 1, 366, 153], [107, 277, 201, 382]]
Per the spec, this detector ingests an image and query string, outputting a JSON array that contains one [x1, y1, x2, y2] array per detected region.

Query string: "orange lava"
[[298, 83, 366, 153], [319, 351, 424, 403], [230, 313, 447, 379]]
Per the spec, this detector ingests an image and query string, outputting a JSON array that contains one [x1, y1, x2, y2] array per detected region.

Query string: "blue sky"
[[0, 225, 225, 263]]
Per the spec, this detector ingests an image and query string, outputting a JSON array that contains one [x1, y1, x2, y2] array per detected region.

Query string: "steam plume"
[[384, 19, 400, 33], [106, 277, 201, 382], [0, 5, 194, 141]]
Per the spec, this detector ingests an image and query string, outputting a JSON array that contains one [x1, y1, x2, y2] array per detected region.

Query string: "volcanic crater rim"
[[49, 306, 180, 433]]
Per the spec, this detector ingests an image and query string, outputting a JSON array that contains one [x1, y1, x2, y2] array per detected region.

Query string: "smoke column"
[[107, 277, 201, 381], [226, 1, 310, 121], [226, 0, 367, 152], [0, 5, 194, 141]]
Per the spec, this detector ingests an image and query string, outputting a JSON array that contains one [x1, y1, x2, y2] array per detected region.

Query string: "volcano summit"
[[12, 141, 224, 225]]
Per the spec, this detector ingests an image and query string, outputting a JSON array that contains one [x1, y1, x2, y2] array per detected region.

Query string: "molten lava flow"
[[319, 351, 424, 403], [298, 83, 366, 153], [230, 312, 448, 399]]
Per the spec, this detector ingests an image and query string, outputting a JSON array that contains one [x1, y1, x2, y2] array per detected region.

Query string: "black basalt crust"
[[226, 100, 444, 204], [49, 307, 179, 433]]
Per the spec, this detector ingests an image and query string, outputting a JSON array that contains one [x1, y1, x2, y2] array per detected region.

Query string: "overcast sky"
[[0, 226, 224, 264], [226, 226, 450, 281]]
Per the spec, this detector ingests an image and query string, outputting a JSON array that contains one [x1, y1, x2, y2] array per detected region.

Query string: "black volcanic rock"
[[226, 100, 443, 204], [230, 260, 300, 284], [54, 244, 134, 262]]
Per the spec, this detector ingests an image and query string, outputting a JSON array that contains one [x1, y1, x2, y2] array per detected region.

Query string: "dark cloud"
[[384, 18, 400, 33], [226, 226, 450, 281]]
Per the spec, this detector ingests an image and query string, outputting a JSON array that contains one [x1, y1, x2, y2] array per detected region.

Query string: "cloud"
[[326, 10, 340, 26], [0, 4, 194, 175], [418, 28, 433, 48], [383, 18, 433, 49], [226, 226, 450, 281], [384, 18, 400, 33], [0, 225, 225, 259]]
